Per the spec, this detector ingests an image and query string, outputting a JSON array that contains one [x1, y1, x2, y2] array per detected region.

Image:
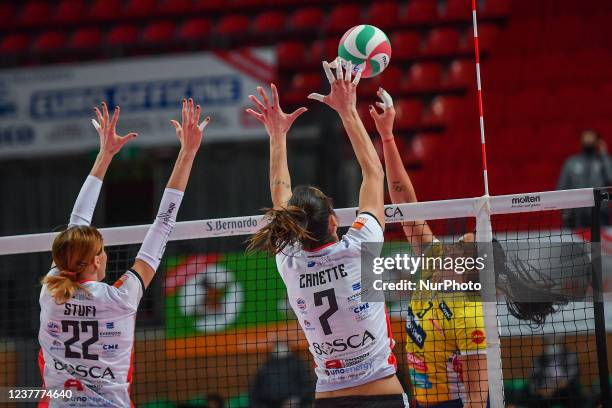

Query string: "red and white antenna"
[[472, 0, 490, 196]]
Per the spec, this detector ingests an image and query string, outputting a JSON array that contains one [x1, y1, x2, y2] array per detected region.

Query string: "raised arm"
[[370, 88, 434, 251], [68, 102, 137, 228], [131, 99, 209, 288], [308, 60, 385, 228], [245, 84, 307, 209]]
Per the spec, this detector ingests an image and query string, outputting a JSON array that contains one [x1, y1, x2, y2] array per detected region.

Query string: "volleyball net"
[[0, 188, 609, 407]]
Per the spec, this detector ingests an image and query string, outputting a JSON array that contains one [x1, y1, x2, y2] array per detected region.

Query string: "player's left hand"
[[92, 102, 138, 157], [246, 83, 307, 138], [369, 87, 396, 142], [308, 58, 362, 117]]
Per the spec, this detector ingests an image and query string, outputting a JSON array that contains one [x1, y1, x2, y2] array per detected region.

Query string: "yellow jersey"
[[405, 242, 487, 404]]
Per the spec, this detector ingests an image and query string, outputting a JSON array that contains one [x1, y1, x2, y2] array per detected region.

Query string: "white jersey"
[[276, 212, 397, 392], [38, 269, 144, 407]]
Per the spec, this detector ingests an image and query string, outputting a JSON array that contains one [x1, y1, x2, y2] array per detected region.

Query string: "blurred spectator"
[[527, 337, 580, 408], [557, 129, 612, 228], [249, 341, 313, 408]]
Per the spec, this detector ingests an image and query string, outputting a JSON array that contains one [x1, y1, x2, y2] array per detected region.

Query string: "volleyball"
[[338, 24, 392, 79]]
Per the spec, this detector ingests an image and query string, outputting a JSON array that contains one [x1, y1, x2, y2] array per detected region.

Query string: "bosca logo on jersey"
[[53, 359, 115, 379], [312, 330, 376, 356]]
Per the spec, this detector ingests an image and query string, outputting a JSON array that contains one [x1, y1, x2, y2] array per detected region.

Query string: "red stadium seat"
[[107, 25, 140, 47], [391, 31, 421, 59], [326, 4, 362, 32], [403, 62, 442, 92], [395, 99, 424, 129], [444, 59, 474, 88], [253, 11, 286, 34], [292, 72, 321, 91], [507, 88, 551, 124], [424, 28, 460, 56], [142, 21, 176, 43], [400, 0, 438, 24], [89, 0, 123, 21], [278, 42, 305, 69], [366, 2, 399, 29], [33, 31, 66, 52], [54, 0, 87, 25], [0, 4, 16, 30], [476, 24, 501, 52], [177, 18, 212, 41], [69, 28, 103, 49], [216, 15, 250, 36], [407, 133, 439, 164], [380, 66, 403, 94], [125, 0, 157, 18], [284, 72, 321, 104], [481, 0, 511, 17], [309, 38, 339, 63], [290, 7, 324, 31], [158, 0, 192, 15], [0, 34, 30, 54], [19, 1, 52, 26], [193, 0, 224, 12], [424, 96, 464, 126], [441, 0, 472, 21]]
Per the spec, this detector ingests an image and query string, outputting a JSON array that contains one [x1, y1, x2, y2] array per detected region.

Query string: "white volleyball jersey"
[[276, 212, 397, 392], [38, 269, 144, 407]]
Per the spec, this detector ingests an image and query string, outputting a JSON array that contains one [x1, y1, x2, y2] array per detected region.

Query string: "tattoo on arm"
[[271, 180, 291, 190], [392, 181, 407, 192]]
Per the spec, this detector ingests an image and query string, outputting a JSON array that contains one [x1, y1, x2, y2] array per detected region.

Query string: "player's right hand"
[[308, 58, 362, 117], [92, 102, 137, 157], [170, 98, 209, 155], [369, 87, 396, 142]]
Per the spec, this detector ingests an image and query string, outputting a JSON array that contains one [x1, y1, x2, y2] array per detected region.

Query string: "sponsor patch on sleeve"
[[113, 274, 129, 288], [352, 216, 368, 230]]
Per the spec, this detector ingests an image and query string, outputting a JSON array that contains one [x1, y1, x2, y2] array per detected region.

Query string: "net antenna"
[[471, 1, 505, 407], [472, 0, 490, 197]]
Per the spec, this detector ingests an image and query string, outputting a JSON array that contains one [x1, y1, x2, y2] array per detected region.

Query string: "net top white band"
[[0, 188, 595, 256]]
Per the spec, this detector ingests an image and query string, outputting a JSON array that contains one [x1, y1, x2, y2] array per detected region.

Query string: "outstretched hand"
[[246, 83, 307, 137], [369, 87, 396, 141], [307, 58, 362, 117], [92, 102, 137, 156], [170, 98, 209, 155]]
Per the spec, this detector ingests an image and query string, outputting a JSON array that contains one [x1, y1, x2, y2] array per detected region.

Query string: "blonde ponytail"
[[43, 226, 102, 304]]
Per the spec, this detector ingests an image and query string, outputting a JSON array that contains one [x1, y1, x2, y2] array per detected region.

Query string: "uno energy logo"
[[324, 361, 373, 376]]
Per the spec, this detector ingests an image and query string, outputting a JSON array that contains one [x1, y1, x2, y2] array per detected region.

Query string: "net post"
[[591, 188, 611, 407], [475, 196, 505, 408]]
